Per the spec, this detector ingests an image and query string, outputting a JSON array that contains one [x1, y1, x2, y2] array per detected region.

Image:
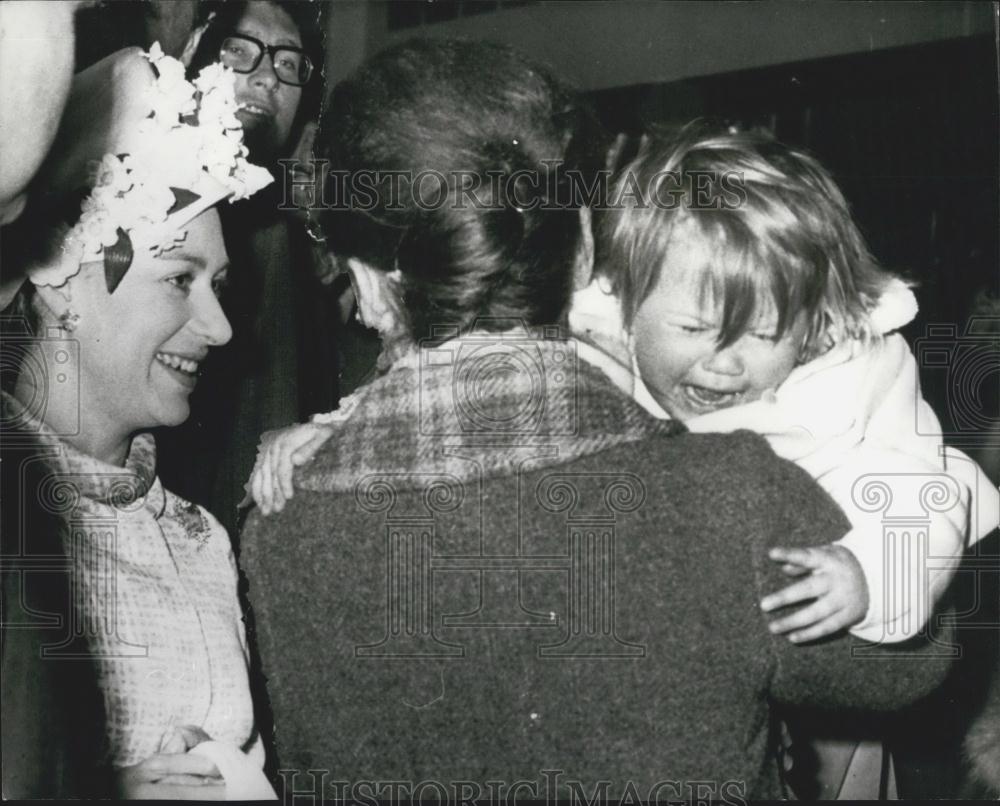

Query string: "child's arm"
[[759, 446, 969, 644], [761, 334, 982, 642], [812, 447, 968, 643], [940, 446, 999, 544], [247, 422, 334, 515], [245, 392, 367, 515], [811, 334, 984, 640], [851, 333, 996, 545]]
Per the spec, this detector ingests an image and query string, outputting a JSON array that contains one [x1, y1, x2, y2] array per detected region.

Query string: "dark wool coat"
[[240, 340, 952, 801]]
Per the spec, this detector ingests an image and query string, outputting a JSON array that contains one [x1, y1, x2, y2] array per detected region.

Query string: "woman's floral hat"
[[29, 43, 273, 291]]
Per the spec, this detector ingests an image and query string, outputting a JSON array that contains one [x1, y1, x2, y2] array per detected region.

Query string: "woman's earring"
[[58, 309, 80, 333]]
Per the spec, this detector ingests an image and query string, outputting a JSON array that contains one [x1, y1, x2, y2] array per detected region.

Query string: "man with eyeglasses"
[[159, 0, 336, 542], [213, 0, 314, 161]]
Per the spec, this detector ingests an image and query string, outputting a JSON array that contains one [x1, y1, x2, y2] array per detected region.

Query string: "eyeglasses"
[[219, 33, 313, 87]]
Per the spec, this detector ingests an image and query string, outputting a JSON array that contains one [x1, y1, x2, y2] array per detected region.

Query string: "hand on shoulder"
[[246, 422, 335, 515]]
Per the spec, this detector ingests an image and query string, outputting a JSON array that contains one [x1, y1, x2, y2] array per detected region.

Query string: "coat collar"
[[2, 391, 162, 514], [298, 333, 684, 495]]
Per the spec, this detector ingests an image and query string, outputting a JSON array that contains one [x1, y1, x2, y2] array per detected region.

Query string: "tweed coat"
[[240, 336, 952, 800]]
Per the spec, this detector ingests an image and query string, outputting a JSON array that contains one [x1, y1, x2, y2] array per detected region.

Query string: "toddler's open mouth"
[[681, 383, 743, 412]]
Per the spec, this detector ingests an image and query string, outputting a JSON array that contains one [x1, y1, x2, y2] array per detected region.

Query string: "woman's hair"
[[598, 120, 898, 356], [317, 38, 607, 342]]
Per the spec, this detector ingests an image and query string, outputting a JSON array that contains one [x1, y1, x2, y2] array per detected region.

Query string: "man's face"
[[228, 1, 303, 159]]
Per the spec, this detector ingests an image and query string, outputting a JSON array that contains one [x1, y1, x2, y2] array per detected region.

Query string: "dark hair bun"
[[395, 137, 581, 338], [319, 38, 607, 340]]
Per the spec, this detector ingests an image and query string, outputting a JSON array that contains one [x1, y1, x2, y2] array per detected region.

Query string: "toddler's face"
[[631, 233, 806, 421]]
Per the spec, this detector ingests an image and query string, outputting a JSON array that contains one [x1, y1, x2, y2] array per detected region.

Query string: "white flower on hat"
[[29, 43, 274, 289], [79, 213, 116, 251], [144, 42, 197, 125], [200, 130, 243, 179], [93, 154, 134, 196], [194, 63, 243, 130], [230, 162, 274, 201]]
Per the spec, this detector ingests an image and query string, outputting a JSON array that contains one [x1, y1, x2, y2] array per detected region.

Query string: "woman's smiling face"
[[631, 229, 806, 421], [69, 208, 232, 435]]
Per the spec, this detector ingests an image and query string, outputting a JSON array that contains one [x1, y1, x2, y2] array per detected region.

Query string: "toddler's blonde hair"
[[597, 121, 899, 358]]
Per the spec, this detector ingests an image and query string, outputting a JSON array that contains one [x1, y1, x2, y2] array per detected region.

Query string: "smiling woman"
[[20, 214, 233, 465], [0, 44, 273, 799]]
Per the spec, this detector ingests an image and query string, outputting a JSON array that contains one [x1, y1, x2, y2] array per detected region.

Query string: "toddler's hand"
[[248, 423, 334, 515], [760, 544, 869, 643]]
